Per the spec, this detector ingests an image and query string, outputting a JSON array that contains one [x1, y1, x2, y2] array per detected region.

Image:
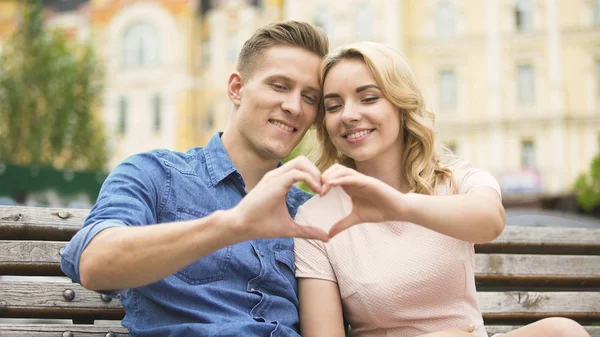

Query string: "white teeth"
[[346, 130, 371, 139], [271, 121, 294, 132]]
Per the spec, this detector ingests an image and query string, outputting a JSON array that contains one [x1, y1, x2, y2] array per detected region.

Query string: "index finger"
[[275, 156, 321, 182]]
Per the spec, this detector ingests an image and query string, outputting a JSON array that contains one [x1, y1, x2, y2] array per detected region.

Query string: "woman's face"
[[322, 59, 403, 164]]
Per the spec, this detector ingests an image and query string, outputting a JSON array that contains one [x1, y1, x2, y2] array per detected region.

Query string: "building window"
[[445, 141, 458, 155], [439, 70, 457, 107], [227, 34, 239, 62], [153, 94, 162, 133], [518, 64, 534, 103], [200, 0, 213, 15], [122, 23, 160, 67], [356, 3, 374, 40], [437, 2, 456, 38], [597, 61, 600, 95], [315, 7, 333, 36], [251, 0, 263, 10], [117, 97, 128, 135], [202, 40, 211, 66], [515, 0, 532, 32], [521, 139, 535, 168], [204, 106, 215, 131]]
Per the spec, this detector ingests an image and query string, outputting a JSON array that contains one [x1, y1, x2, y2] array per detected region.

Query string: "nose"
[[281, 93, 302, 117], [340, 103, 361, 124]]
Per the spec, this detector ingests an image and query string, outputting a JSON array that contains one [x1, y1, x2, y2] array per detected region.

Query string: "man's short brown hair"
[[236, 21, 329, 78]]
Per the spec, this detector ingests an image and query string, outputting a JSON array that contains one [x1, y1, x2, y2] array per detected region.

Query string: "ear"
[[227, 72, 243, 106]]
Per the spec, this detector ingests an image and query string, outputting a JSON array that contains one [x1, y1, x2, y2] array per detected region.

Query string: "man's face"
[[230, 45, 321, 160]]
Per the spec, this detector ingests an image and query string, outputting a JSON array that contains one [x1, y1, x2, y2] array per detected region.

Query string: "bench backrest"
[[1, 205, 599, 337]]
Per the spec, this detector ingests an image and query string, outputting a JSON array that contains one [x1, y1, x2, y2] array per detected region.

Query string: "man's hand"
[[229, 156, 329, 242], [321, 164, 408, 238]]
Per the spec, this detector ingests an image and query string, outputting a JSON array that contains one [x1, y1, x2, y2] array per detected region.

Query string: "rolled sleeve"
[[60, 220, 126, 283], [293, 209, 337, 282], [60, 151, 166, 297], [60, 220, 128, 298]]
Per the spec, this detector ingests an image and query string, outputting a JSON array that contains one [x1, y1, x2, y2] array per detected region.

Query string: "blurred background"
[[0, 0, 599, 225]]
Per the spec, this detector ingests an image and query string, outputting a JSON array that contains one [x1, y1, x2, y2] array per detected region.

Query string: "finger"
[[278, 156, 321, 179], [455, 324, 476, 333], [279, 169, 322, 194], [326, 175, 364, 188], [320, 182, 330, 197], [292, 223, 330, 242], [328, 212, 362, 238], [321, 163, 350, 182]]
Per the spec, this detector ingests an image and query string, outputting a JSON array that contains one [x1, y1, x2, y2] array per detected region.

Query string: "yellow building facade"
[[282, 0, 600, 195], [1, 0, 599, 195]]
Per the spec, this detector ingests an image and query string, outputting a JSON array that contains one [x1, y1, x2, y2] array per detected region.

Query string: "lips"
[[343, 129, 374, 139], [269, 120, 297, 132]]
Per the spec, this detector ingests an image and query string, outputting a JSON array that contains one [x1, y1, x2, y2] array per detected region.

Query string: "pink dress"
[[294, 161, 501, 337]]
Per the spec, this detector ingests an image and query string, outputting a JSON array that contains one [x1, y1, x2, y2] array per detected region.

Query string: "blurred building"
[[1, 0, 599, 197], [286, 0, 600, 197]]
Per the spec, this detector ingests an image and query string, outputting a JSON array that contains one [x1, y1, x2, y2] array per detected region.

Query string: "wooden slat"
[[0, 282, 124, 320], [0, 242, 63, 276], [0, 324, 128, 337], [3, 240, 600, 288], [4, 282, 599, 323], [478, 291, 600, 322], [0, 206, 88, 241], [2, 205, 599, 253], [486, 325, 600, 337], [474, 254, 600, 287], [477, 226, 600, 255]]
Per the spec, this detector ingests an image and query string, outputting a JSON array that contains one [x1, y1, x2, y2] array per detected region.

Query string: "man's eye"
[[272, 83, 287, 91], [303, 95, 316, 104]]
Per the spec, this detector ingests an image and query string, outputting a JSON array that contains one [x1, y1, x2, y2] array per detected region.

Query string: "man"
[[60, 21, 329, 336]]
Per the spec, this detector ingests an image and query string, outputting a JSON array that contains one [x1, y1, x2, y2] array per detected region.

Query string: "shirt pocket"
[[273, 245, 297, 291], [173, 208, 233, 285]]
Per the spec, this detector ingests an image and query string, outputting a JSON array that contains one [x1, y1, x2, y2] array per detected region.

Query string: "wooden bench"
[[1, 205, 599, 337]]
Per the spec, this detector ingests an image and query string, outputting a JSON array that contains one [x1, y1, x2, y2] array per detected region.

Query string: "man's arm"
[[79, 210, 242, 291], [72, 156, 328, 292]]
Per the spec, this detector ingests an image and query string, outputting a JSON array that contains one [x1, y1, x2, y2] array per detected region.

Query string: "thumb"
[[455, 324, 475, 333], [329, 212, 361, 238]]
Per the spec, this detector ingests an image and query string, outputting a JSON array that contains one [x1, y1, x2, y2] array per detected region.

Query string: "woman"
[[293, 42, 590, 337]]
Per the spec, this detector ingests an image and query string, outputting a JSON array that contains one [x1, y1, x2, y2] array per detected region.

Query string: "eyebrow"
[[356, 84, 380, 93], [323, 84, 381, 100]]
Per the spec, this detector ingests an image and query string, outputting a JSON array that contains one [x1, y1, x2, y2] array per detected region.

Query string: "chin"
[[264, 146, 293, 160]]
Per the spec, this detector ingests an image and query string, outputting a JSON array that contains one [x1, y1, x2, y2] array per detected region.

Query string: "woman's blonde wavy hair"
[[315, 41, 456, 195]]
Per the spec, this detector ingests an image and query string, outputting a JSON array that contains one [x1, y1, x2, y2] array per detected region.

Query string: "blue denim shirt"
[[60, 133, 312, 337]]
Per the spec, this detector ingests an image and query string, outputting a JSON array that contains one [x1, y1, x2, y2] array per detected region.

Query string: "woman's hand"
[[321, 164, 407, 237], [416, 325, 475, 337]]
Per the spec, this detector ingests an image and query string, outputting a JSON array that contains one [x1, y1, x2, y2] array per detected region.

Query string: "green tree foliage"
[[0, 1, 108, 172], [574, 154, 600, 212], [283, 132, 317, 194]]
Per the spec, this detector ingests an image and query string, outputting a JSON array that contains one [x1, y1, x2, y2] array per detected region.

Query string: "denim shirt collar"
[[203, 132, 288, 188], [203, 132, 238, 187]]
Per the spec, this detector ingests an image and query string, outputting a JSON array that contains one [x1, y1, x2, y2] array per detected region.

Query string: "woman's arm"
[[298, 278, 347, 337], [401, 187, 505, 244], [323, 164, 505, 244]]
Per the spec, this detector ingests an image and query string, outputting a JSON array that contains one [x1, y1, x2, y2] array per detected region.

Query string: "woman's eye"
[[325, 104, 341, 112], [363, 96, 379, 102]]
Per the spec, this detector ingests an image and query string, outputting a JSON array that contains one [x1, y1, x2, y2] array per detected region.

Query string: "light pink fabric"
[[295, 160, 501, 337]]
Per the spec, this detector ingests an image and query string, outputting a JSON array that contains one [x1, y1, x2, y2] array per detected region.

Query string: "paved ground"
[[506, 208, 600, 228]]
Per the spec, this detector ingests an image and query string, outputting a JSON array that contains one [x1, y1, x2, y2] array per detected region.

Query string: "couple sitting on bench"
[[60, 21, 590, 337]]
